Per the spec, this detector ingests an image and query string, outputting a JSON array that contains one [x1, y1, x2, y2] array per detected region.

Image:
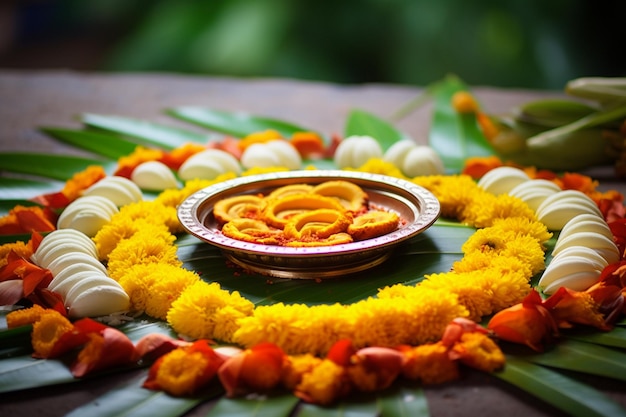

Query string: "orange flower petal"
[[487, 290, 558, 351], [348, 346, 404, 392], [71, 326, 137, 377], [218, 342, 285, 397]]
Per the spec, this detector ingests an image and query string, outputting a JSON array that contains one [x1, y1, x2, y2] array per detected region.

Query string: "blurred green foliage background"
[[1, 0, 624, 89]]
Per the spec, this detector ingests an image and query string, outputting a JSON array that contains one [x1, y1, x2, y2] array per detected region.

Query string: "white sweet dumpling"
[[334, 135, 382, 169], [240, 140, 301, 170], [477, 166, 530, 195], [178, 149, 242, 180], [384, 140, 444, 177], [131, 160, 179, 191], [83, 176, 143, 207]]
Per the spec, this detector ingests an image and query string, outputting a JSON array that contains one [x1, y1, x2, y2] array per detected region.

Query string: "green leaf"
[[81, 113, 210, 150], [495, 356, 626, 417], [429, 75, 495, 172], [0, 153, 116, 181], [564, 326, 626, 349], [167, 107, 321, 140], [377, 384, 430, 417], [206, 395, 299, 417], [0, 356, 75, 393], [39, 127, 138, 160], [518, 339, 626, 381], [65, 374, 212, 417], [298, 400, 380, 417], [344, 109, 411, 151], [0, 177, 64, 200]]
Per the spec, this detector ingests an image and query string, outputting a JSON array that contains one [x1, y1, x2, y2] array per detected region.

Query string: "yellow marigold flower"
[[234, 303, 347, 355], [463, 194, 536, 228], [116, 200, 180, 234], [5, 304, 46, 328], [107, 229, 181, 281], [295, 359, 349, 406], [452, 332, 505, 372], [167, 281, 254, 342], [349, 158, 407, 178], [117, 264, 159, 314], [462, 227, 546, 277], [412, 175, 482, 220], [31, 310, 74, 358], [154, 348, 210, 397], [420, 271, 493, 321], [282, 354, 323, 390], [140, 264, 199, 320], [490, 217, 552, 245], [399, 341, 460, 384], [0, 240, 33, 269]]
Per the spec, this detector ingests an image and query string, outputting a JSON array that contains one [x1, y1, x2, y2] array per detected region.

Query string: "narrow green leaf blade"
[[0, 153, 115, 181], [344, 109, 411, 151], [0, 357, 75, 393], [495, 356, 626, 417], [520, 339, 626, 381], [378, 384, 430, 417], [429, 75, 495, 172], [565, 326, 626, 349], [0, 177, 64, 200], [40, 127, 138, 160], [167, 107, 319, 139], [298, 400, 379, 417], [81, 113, 210, 150], [65, 374, 211, 417], [206, 395, 299, 417]]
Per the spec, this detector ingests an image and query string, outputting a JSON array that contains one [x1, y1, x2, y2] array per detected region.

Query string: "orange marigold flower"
[[462, 156, 504, 179], [544, 286, 612, 331], [71, 318, 138, 377], [347, 346, 404, 392], [62, 165, 107, 201], [450, 332, 505, 372], [281, 353, 323, 390], [290, 132, 326, 158], [0, 206, 56, 235], [238, 129, 283, 150], [0, 240, 33, 269], [5, 304, 46, 328], [398, 342, 460, 385], [143, 339, 223, 396], [294, 358, 351, 405], [114, 146, 165, 178], [31, 310, 77, 358], [160, 143, 206, 171], [218, 342, 286, 397]]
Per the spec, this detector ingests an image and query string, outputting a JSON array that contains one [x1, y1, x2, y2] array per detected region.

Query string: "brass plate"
[[177, 170, 440, 278]]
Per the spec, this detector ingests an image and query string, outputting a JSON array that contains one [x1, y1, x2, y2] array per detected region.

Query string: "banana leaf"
[[81, 113, 212, 150], [428, 75, 495, 172], [344, 109, 412, 151], [207, 395, 299, 417], [495, 356, 626, 417], [0, 153, 116, 181], [65, 374, 214, 417], [166, 107, 322, 141], [39, 127, 139, 160]]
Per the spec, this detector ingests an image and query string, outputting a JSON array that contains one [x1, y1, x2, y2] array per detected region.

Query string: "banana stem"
[[527, 105, 626, 147]]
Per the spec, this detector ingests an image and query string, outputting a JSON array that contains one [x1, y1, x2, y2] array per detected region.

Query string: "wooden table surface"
[[0, 70, 624, 417]]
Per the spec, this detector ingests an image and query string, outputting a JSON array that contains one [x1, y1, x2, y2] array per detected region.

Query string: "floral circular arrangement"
[[1, 118, 625, 412]]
